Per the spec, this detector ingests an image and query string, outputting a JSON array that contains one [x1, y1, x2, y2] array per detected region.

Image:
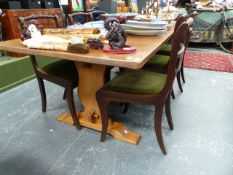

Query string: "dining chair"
[[120, 16, 189, 113], [96, 23, 189, 155], [90, 10, 105, 21], [18, 14, 81, 130], [67, 12, 92, 25], [156, 13, 196, 86], [143, 16, 193, 97], [156, 15, 187, 83]]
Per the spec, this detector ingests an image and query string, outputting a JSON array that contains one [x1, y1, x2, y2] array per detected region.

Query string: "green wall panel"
[[0, 56, 61, 93]]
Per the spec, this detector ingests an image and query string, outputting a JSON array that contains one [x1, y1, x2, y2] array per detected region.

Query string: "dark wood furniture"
[[0, 8, 63, 56], [121, 17, 187, 113], [96, 23, 189, 155], [18, 14, 81, 130], [67, 12, 92, 25], [143, 16, 194, 98], [90, 10, 105, 21], [144, 16, 187, 96], [67, 10, 105, 25]]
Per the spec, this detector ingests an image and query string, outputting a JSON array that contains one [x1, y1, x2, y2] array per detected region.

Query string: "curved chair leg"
[[154, 104, 167, 155], [66, 85, 81, 130], [165, 95, 174, 130], [63, 89, 66, 100], [37, 77, 46, 112], [171, 88, 175, 99], [181, 62, 185, 83], [176, 71, 183, 93], [96, 92, 109, 142]]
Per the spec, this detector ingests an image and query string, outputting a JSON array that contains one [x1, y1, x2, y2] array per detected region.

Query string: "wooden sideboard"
[[0, 8, 63, 57]]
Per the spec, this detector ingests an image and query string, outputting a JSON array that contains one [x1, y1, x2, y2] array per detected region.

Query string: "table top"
[[0, 27, 174, 69]]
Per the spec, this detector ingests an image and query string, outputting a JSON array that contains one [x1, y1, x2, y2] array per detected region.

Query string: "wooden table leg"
[[57, 62, 141, 144]]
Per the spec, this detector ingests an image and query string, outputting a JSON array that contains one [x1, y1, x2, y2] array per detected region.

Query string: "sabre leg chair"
[[121, 17, 193, 114], [90, 10, 105, 21], [18, 15, 81, 130], [67, 12, 92, 25], [156, 14, 196, 84], [156, 16, 187, 90], [96, 23, 189, 155], [143, 17, 194, 97]]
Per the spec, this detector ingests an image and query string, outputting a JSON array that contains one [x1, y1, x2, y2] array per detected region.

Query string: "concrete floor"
[[0, 68, 233, 175]]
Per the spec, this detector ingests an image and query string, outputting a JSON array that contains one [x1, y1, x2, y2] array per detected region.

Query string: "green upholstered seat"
[[157, 44, 172, 55], [42, 59, 78, 83], [101, 70, 167, 94], [147, 54, 170, 66]]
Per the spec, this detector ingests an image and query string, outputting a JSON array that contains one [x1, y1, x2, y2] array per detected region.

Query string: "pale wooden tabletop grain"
[[0, 27, 174, 69]]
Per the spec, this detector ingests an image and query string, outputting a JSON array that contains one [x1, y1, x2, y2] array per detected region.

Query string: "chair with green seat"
[[68, 12, 92, 25], [156, 16, 186, 88], [158, 15, 186, 55], [96, 23, 189, 155], [157, 14, 196, 86], [18, 15, 81, 130], [90, 10, 106, 21], [121, 17, 191, 113], [143, 16, 194, 97]]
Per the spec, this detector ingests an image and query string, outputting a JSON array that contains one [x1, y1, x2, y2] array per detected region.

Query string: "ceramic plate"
[[121, 24, 167, 30], [126, 20, 168, 26], [125, 29, 165, 36]]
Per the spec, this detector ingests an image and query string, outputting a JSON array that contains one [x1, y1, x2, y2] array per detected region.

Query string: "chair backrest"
[[18, 14, 60, 31], [174, 15, 186, 33], [90, 10, 106, 21], [163, 22, 189, 93], [67, 12, 92, 25], [176, 17, 194, 71]]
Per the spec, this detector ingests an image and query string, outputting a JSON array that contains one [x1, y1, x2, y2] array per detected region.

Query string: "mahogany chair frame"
[[179, 12, 197, 83], [18, 15, 60, 29], [90, 10, 105, 21], [18, 15, 81, 130], [67, 12, 92, 25], [121, 16, 189, 113], [142, 16, 187, 98], [96, 23, 189, 155]]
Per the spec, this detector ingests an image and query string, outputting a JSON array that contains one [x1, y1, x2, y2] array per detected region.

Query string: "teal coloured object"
[[73, 6, 83, 11], [177, 9, 233, 43]]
